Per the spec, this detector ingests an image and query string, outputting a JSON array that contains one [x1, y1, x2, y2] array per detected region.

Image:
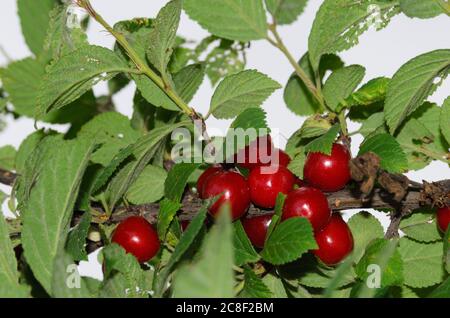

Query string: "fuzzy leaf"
[[265, 0, 308, 25], [126, 165, 167, 204], [173, 63, 205, 103]]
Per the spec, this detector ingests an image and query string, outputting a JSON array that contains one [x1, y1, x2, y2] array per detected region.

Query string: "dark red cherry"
[[303, 143, 351, 192], [437, 206, 450, 232], [235, 135, 273, 170], [281, 187, 331, 231], [242, 214, 273, 248], [271, 148, 291, 167], [197, 165, 223, 198], [202, 171, 251, 220], [111, 216, 160, 263], [313, 214, 354, 266], [248, 165, 295, 209]]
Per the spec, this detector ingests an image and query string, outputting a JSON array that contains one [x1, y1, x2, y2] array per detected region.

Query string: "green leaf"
[[399, 237, 445, 288], [384, 49, 450, 134], [37, 45, 130, 117], [400, 0, 449, 19], [210, 70, 281, 119], [157, 199, 182, 241], [441, 97, 450, 145], [323, 65, 366, 111], [164, 163, 201, 203], [22, 137, 97, 293], [66, 212, 91, 262], [17, 0, 56, 55], [183, 0, 268, 41], [0, 145, 16, 170], [126, 165, 167, 205], [172, 209, 235, 298], [265, 0, 308, 25], [444, 226, 450, 274], [153, 207, 208, 297], [399, 209, 442, 243], [15, 130, 47, 174], [428, 277, 450, 298], [147, 0, 182, 76], [308, 0, 399, 70], [173, 63, 205, 103], [261, 217, 317, 265], [233, 221, 260, 266], [359, 133, 408, 173], [304, 124, 340, 155], [348, 211, 384, 261], [265, 193, 286, 243], [343, 77, 390, 109], [359, 112, 386, 138], [323, 255, 357, 298], [287, 151, 306, 179], [240, 267, 272, 298]]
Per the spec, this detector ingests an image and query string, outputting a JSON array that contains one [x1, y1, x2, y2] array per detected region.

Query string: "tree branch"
[[0, 168, 16, 186]]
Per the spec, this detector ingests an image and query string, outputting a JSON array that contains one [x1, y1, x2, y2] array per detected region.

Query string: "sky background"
[[0, 0, 449, 279]]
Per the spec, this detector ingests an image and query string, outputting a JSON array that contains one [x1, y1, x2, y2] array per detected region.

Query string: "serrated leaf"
[[22, 137, 97, 293], [399, 209, 442, 243], [157, 199, 182, 241], [359, 112, 386, 138], [183, 0, 268, 41], [343, 77, 390, 110], [261, 217, 317, 265], [308, 0, 400, 70], [173, 63, 205, 103], [38, 45, 131, 117], [126, 165, 167, 205], [233, 221, 260, 266], [147, 0, 182, 75], [265, 0, 308, 25], [164, 163, 201, 203], [17, 0, 56, 56], [400, 0, 449, 19], [153, 207, 207, 297], [441, 97, 450, 145], [210, 70, 281, 119], [66, 212, 91, 262], [265, 194, 286, 243], [240, 267, 272, 298], [172, 209, 235, 298], [399, 237, 445, 288], [384, 49, 450, 134], [287, 151, 306, 179], [348, 211, 384, 261], [0, 146, 16, 170], [359, 133, 408, 173], [323, 65, 365, 111], [15, 130, 47, 174], [305, 124, 340, 155]]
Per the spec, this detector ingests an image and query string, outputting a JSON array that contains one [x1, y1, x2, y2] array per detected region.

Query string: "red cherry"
[[180, 220, 190, 232], [242, 214, 273, 248], [313, 214, 354, 266], [111, 216, 160, 263], [248, 165, 295, 209], [303, 143, 351, 192], [235, 135, 273, 170], [202, 171, 250, 220], [281, 187, 331, 231], [437, 206, 450, 232], [271, 149, 291, 167], [197, 165, 223, 198], [294, 178, 306, 188]]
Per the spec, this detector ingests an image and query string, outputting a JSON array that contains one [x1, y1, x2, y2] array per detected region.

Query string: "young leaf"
[[66, 212, 92, 262], [233, 220, 260, 266], [164, 163, 201, 203], [347, 211, 384, 261], [400, 0, 449, 19], [343, 77, 390, 109], [322, 65, 365, 111], [261, 217, 317, 265], [183, 0, 268, 41], [0, 145, 16, 170], [304, 124, 340, 155], [358, 133, 408, 173], [172, 208, 235, 298], [441, 97, 450, 145], [399, 209, 442, 243], [147, 0, 182, 76], [308, 0, 400, 70], [157, 198, 182, 240], [398, 237, 445, 288], [17, 0, 56, 56], [239, 267, 272, 298], [265, 0, 308, 25], [384, 49, 450, 134], [22, 137, 97, 293], [210, 70, 281, 119], [173, 63, 205, 103], [126, 165, 167, 204]]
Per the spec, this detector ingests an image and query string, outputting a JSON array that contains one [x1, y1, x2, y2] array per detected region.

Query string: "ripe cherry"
[[202, 171, 251, 220], [242, 214, 273, 248], [303, 143, 351, 192], [281, 187, 331, 232], [248, 165, 295, 209], [235, 135, 273, 170], [437, 206, 450, 232], [313, 213, 354, 266], [111, 216, 160, 263], [272, 149, 291, 167], [197, 165, 223, 198]]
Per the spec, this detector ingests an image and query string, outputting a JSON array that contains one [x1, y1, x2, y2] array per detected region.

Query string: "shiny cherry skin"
[[281, 187, 331, 232], [197, 165, 223, 198], [235, 135, 273, 170], [271, 149, 291, 167], [242, 214, 273, 248], [202, 171, 251, 220], [303, 143, 351, 192], [313, 214, 354, 266], [248, 165, 295, 209], [111, 216, 160, 263], [437, 206, 450, 232]]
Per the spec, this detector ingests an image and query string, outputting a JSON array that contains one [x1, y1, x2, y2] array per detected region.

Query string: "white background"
[[0, 0, 449, 279]]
